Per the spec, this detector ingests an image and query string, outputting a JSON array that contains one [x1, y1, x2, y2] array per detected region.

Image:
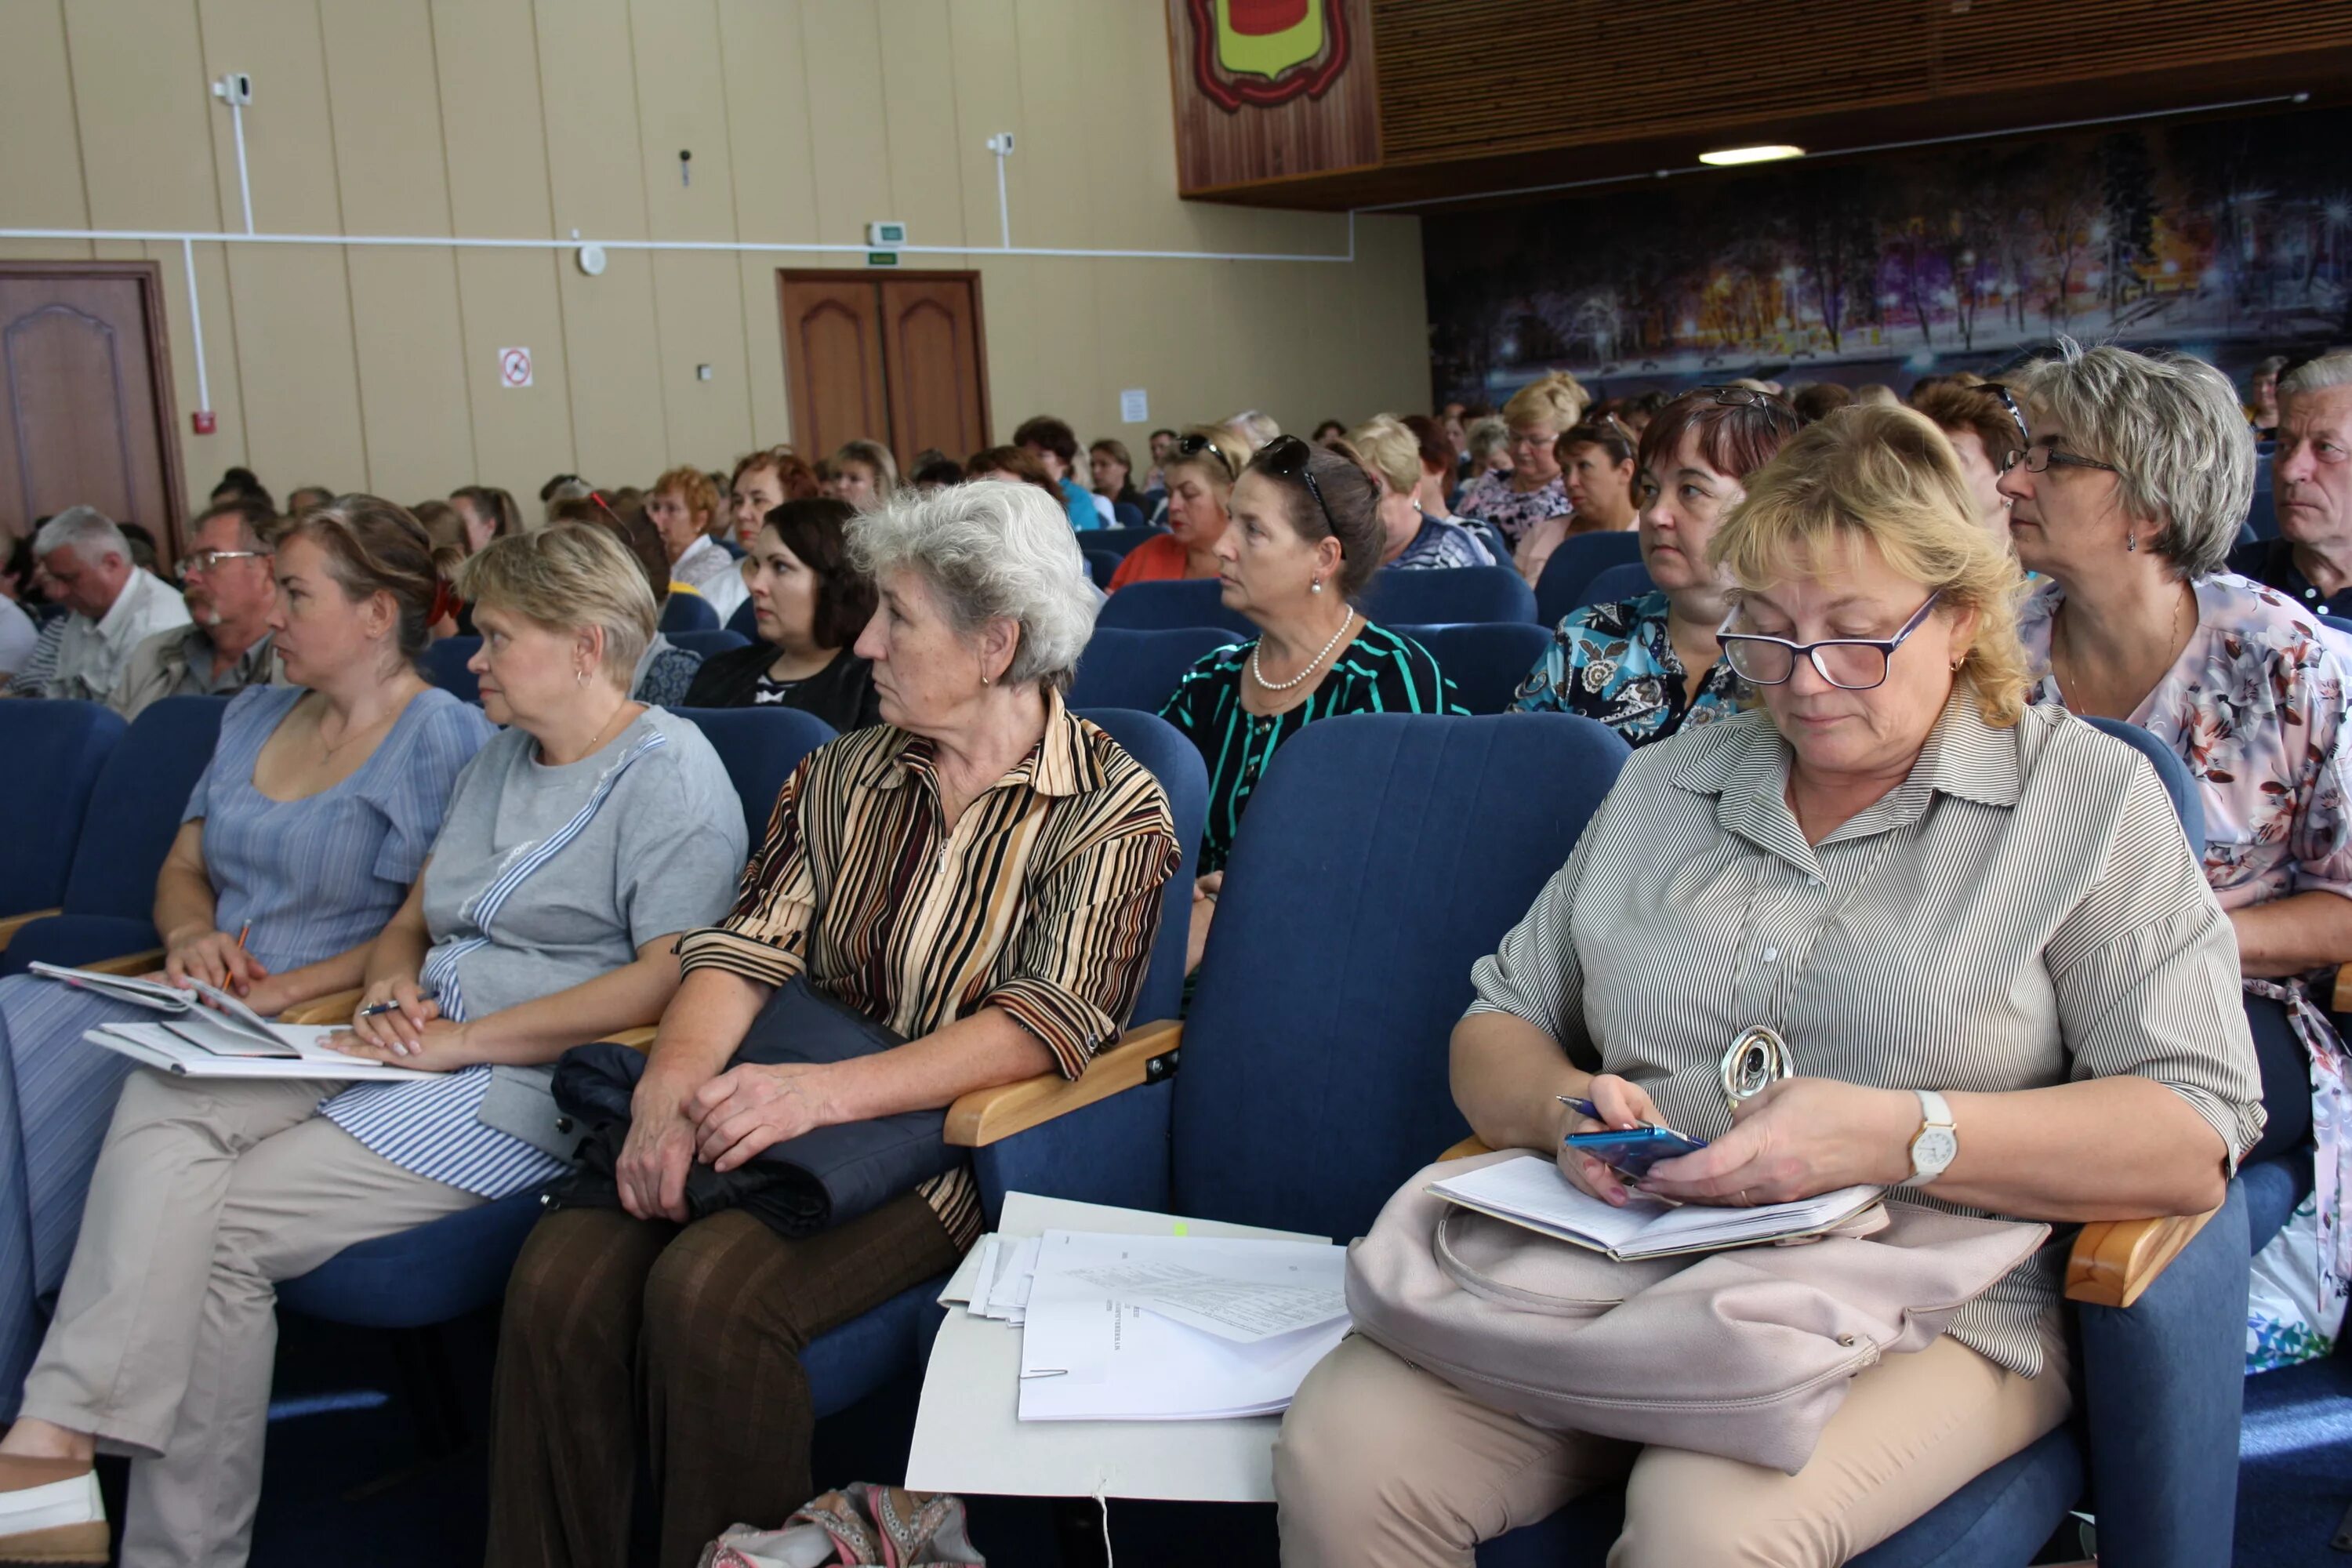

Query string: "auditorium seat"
[[1396, 623, 1551, 714], [422, 637, 481, 705], [1112, 501, 1147, 528], [667, 628, 752, 659], [670, 706, 837, 844], [1577, 559, 1656, 610], [1083, 547, 1122, 588], [0, 700, 122, 921], [1090, 526, 1163, 561], [1069, 626, 1232, 713], [1534, 532, 1644, 626], [1360, 564, 1537, 626], [1094, 578, 1254, 635], [727, 598, 760, 640], [1, 696, 227, 977], [658, 593, 720, 633]]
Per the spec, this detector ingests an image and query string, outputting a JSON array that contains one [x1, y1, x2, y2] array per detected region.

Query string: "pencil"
[[235, 921, 252, 952]]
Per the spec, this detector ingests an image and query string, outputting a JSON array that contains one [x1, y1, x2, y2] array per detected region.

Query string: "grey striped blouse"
[[1468, 692, 2266, 1377]]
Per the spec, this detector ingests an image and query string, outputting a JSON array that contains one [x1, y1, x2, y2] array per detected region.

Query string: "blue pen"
[[358, 991, 437, 1018]]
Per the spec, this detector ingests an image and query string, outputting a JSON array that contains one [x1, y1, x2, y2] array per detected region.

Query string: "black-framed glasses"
[[1174, 430, 1242, 480], [1255, 434, 1339, 538], [1998, 442, 2124, 477], [1717, 590, 1944, 690], [175, 548, 271, 581], [1979, 381, 2032, 450]]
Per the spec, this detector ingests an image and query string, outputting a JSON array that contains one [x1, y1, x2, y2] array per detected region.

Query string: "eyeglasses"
[[1978, 381, 2032, 450], [176, 549, 271, 581], [1998, 442, 2123, 477], [1174, 430, 1242, 480], [1255, 435, 1339, 537], [1717, 590, 1944, 691]]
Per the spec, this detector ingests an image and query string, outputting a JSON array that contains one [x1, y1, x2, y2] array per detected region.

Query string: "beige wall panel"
[[735, 255, 793, 452], [629, 0, 736, 244], [535, 0, 651, 240], [875, 0, 966, 249], [452, 249, 575, 504], [798, 1, 892, 245], [194, 0, 344, 234], [63, 0, 218, 230], [2, 2, 93, 230], [345, 248, 474, 500], [715, 0, 819, 245], [319, 0, 452, 235], [432, 0, 555, 238], [153, 241, 252, 507], [555, 249, 666, 485], [944, 0, 1022, 255], [222, 245, 366, 490], [649, 250, 755, 467], [1007, 0, 1093, 254]]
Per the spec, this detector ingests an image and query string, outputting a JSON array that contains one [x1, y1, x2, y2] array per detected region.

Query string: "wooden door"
[[775, 270, 989, 471], [879, 275, 989, 467], [0, 261, 185, 557]]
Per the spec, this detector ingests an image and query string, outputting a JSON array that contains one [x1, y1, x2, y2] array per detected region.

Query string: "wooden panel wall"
[[1167, 0, 1381, 194]]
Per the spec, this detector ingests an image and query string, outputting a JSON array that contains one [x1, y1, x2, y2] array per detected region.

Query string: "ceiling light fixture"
[[1698, 144, 1806, 166]]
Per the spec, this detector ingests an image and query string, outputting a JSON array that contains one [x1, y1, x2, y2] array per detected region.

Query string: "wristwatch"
[[1902, 1089, 1958, 1188]]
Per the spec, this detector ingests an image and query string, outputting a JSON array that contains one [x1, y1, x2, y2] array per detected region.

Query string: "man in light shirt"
[[31, 506, 191, 705], [114, 496, 282, 718]]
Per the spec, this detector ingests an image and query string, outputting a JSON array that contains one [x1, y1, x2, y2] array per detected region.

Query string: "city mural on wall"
[[1427, 106, 2351, 405]]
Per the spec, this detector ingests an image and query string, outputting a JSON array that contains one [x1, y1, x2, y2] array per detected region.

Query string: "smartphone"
[[1563, 1125, 1708, 1179]]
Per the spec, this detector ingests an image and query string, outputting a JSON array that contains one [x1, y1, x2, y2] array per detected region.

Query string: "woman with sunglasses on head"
[[1278, 404, 2261, 1566], [1160, 436, 1465, 972], [1454, 373, 1588, 549], [1109, 426, 1248, 592], [1512, 388, 1799, 747], [2002, 342, 2350, 1370]]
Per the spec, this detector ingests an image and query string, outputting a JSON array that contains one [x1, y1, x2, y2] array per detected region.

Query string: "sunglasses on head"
[[1174, 430, 1242, 479], [1255, 434, 1340, 538]]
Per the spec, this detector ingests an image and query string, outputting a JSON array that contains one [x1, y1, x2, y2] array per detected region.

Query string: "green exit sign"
[[866, 250, 901, 268]]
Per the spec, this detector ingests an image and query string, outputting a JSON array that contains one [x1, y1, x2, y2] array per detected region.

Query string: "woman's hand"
[[1554, 1073, 1662, 1208], [342, 975, 441, 1054], [164, 927, 270, 996], [619, 1072, 705, 1223], [1185, 873, 1224, 975], [326, 1018, 475, 1073], [688, 1062, 844, 1173], [1636, 1077, 1916, 1207]]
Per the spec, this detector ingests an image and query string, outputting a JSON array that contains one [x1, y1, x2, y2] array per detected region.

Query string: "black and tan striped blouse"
[[677, 691, 1181, 1250], [1469, 691, 2265, 1377]]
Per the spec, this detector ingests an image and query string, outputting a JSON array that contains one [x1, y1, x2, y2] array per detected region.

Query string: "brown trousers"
[[484, 1192, 961, 1568]]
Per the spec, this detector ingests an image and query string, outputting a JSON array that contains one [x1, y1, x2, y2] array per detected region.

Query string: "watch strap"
[[1901, 1088, 1957, 1189]]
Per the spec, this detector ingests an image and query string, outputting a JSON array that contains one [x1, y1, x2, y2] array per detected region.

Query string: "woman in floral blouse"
[[1512, 387, 1800, 745], [1454, 373, 1586, 547], [2004, 342, 2347, 1371]]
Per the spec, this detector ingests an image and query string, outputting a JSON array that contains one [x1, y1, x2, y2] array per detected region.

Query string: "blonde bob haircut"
[[1161, 424, 1250, 494], [1501, 371, 1590, 434], [1711, 405, 2032, 728], [1346, 414, 1423, 496], [456, 522, 657, 691]]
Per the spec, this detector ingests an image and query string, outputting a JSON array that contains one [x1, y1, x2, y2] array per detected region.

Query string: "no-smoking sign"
[[498, 347, 533, 388]]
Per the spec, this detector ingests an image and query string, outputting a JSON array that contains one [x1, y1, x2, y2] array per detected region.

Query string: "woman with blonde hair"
[[0, 524, 748, 1563], [1108, 426, 1247, 590], [1455, 372, 1588, 546], [1278, 403, 2260, 1564], [1351, 415, 1494, 570], [822, 440, 901, 512]]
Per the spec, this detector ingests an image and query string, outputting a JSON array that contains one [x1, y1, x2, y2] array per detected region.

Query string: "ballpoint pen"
[[358, 991, 438, 1018]]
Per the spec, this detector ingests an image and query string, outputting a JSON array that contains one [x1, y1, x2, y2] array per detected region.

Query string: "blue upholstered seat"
[[1534, 531, 1644, 626], [1397, 623, 1552, 714], [1577, 558, 1656, 610], [1069, 626, 1233, 714], [726, 597, 760, 641], [667, 628, 751, 659], [421, 637, 481, 705], [1089, 527, 1163, 561], [1359, 564, 1537, 626], [0, 699, 122, 917], [1094, 578, 1254, 636], [658, 593, 720, 633]]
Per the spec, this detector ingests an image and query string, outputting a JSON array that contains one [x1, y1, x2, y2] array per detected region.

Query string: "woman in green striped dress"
[[1160, 434, 1464, 972]]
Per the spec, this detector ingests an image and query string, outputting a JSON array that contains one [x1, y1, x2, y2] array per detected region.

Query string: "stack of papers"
[[944, 1221, 1349, 1423], [1428, 1154, 1882, 1261], [36, 962, 430, 1082]]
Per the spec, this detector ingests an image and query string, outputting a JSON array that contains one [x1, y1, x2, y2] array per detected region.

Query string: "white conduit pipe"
[[0, 228, 1356, 264], [230, 100, 255, 235], [180, 238, 209, 415]]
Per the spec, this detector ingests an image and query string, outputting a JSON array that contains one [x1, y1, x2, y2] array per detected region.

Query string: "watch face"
[[1914, 1127, 1958, 1174]]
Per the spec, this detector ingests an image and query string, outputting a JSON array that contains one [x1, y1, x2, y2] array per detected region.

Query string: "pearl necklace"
[[1251, 611, 1356, 692]]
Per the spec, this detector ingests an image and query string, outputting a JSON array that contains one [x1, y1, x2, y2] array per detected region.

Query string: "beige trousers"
[[1274, 1327, 2072, 1568], [16, 1071, 481, 1568]]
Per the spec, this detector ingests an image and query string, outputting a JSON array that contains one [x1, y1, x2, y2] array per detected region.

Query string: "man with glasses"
[[24, 506, 188, 706], [113, 497, 281, 718]]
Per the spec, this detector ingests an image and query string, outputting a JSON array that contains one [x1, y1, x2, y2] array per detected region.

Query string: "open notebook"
[[1428, 1154, 1882, 1261], [36, 962, 430, 1081]]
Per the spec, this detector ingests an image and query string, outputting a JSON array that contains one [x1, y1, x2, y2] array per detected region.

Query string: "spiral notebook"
[[1428, 1155, 1883, 1261]]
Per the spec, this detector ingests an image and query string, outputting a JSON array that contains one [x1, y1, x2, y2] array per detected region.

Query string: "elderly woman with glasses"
[[2002, 340, 2352, 1370], [1276, 404, 2263, 1567], [1512, 388, 1799, 747], [1454, 373, 1588, 547]]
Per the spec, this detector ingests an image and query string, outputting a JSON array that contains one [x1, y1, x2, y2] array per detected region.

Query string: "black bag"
[[550, 977, 963, 1237]]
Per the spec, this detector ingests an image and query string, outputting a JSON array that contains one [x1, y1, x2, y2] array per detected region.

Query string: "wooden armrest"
[[2065, 1207, 2217, 1308], [0, 909, 60, 952], [1440, 1135, 1493, 1162], [2333, 965, 2350, 1016], [946, 1019, 1182, 1148], [608, 1025, 657, 1051], [278, 989, 365, 1026], [80, 949, 164, 977]]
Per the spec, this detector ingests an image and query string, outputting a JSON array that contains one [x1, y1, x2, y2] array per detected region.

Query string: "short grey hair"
[[2281, 351, 2352, 399], [2010, 339, 2253, 579], [848, 481, 1095, 692], [34, 506, 128, 564]]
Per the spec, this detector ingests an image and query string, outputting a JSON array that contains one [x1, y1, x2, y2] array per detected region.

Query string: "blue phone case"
[[1562, 1125, 1708, 1178]]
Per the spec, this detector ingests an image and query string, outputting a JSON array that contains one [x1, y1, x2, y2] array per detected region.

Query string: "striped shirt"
[[677, 691, 1180, 1250], [1160, 622, 1464, 874], [1468, 691, 2265, 1377]]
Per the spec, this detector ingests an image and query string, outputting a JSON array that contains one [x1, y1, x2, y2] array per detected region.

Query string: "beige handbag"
[[1344, 1152, 2050, 1473]]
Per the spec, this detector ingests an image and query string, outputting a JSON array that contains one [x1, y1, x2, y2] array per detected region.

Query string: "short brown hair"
[[1243, 437, 1385, 602], [1909, 380, 2018, 469], [1637, 389, 1802, 486], [731, 447, 822, 502], [1012, 415, 1078, 465], [653, 466, 722, 531], [550, 495, 670, 608], [964, 445, 1062, 498], [267, 495, 448, 662], [1791, 383, 1855, 423], [449, 485, 520, 543], [759, 497, 877, 649], [1400, 414, 1457, 480]]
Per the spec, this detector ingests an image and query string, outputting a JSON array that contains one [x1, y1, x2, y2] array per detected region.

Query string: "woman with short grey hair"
[[2003, 339, 2352, 1373], [486, 481, 1181, 1566]]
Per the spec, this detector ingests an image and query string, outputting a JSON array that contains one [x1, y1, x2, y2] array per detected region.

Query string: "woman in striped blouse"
[[487, 483, 1179, 1568], [1161, 434, 1462, 973], [0, 525, 745, 1565], [1277, 406, 2263, 1566]]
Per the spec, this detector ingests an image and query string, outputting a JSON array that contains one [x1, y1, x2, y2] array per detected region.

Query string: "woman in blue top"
[[0, 524, 745, 1565], [1161, 436, 1462, 973], [1512, 388, 1801, 746], [0, 499, 490, 1423]]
